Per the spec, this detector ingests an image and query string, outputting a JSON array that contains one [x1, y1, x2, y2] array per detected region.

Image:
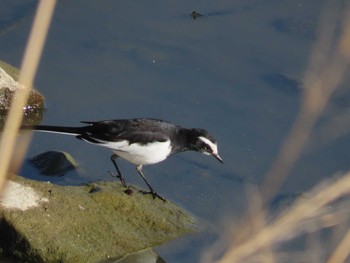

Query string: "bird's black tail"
[[21, 125, 84, 136]]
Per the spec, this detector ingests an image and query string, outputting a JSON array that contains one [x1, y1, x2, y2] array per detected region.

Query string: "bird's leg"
[[136, 165, 166, 202], [109, 154, 128, 188]]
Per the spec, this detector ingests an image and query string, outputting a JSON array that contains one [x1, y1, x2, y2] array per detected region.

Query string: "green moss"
[[0, 176, 197, 262], [0, 61, 20, 80]]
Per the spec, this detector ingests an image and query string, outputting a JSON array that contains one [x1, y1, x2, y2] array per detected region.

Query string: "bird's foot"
[[107, 171, 128, 188], [140, 190, 167, 202]]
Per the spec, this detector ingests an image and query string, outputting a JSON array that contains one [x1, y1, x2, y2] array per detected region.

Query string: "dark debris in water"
[[191, 11, 203, 20], [190, 10, 234, 20]]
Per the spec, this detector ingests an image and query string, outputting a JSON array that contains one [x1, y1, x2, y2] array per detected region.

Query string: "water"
[[1, 0, 350, 262]]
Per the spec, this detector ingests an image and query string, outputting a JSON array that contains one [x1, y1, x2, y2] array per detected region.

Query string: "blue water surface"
[[1, 0, 350, 262]]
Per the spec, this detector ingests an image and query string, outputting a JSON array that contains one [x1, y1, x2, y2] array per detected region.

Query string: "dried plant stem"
[[203, 4, 350, 262], [327, 228, 350, 263], [260, 1, 350, 205], [0, 0, 56, 194], [216, 171, 350, 263]]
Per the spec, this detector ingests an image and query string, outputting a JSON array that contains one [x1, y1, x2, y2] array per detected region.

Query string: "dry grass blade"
[[202, 1, 350, 262], [260, 0, 350, 205], [213, 172, 350, 263], [0, 0, 56, 194], [327, 228, 350, 263]]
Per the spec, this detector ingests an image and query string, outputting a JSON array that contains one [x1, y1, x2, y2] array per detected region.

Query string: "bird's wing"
[[80, 119, 172, 144]]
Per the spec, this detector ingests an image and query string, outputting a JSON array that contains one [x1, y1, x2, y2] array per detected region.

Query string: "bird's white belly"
[[102, 140, 172, 165]]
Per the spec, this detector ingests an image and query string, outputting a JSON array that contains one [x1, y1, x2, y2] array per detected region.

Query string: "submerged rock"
[[0, 176, 197, 263], [29, 151, 78, 176]]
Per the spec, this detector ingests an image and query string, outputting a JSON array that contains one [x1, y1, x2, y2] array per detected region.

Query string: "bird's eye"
[[203, 144, 212, 152]]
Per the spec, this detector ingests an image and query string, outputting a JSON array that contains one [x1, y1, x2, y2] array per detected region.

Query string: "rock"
[[29, 151, 78, 176], [0, 176, 197, 262], [0, 61, 44, 126]]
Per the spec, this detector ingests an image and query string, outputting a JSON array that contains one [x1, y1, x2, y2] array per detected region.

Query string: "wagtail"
[[23, 118, 223, 201]]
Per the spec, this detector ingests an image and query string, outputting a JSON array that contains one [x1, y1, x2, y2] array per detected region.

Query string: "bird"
[[22, 118, 223, 201]]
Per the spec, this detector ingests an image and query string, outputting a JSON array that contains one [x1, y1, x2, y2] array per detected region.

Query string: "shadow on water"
[[262, 73, 302, 95]]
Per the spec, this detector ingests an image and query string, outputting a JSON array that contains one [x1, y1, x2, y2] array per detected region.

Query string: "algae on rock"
[[0, 176, 197, 263]]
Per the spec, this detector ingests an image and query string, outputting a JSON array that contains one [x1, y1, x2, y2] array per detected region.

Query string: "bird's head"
[[190, 129, 223, 164]]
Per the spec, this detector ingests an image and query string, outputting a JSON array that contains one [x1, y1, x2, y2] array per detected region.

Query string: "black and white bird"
[[23, 118, 223, 201]]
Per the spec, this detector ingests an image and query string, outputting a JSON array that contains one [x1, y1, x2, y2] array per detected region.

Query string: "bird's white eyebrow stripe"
[[198, 136, 218, 154]]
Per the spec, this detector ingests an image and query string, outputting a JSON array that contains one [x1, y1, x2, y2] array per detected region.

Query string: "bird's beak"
[[212, 153, 224, 164]]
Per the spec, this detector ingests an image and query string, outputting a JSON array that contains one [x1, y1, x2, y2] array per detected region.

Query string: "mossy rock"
[[0, 61, 44, 126], [0, 176, 197, 262]]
